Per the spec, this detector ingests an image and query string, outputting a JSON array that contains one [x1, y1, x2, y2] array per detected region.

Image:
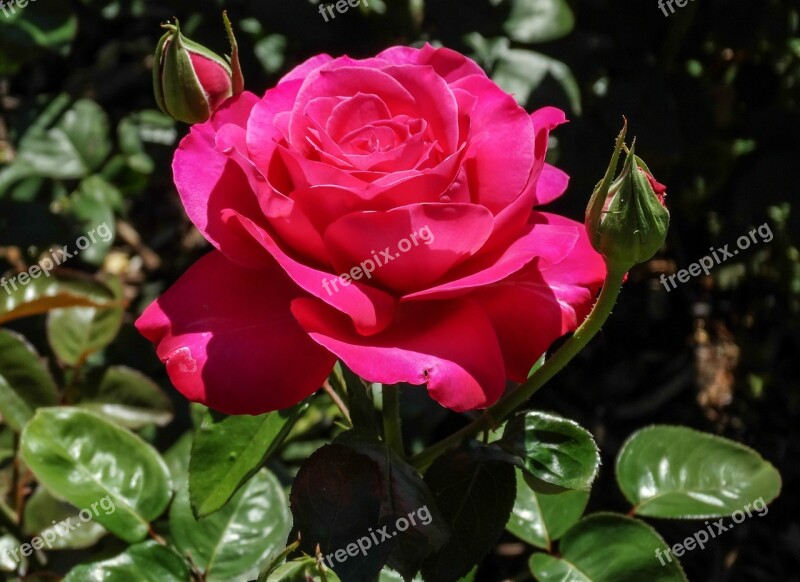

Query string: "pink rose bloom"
[[136, 45, 606, 415]]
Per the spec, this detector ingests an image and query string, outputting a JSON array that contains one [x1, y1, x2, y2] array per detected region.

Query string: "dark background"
[[1, 0, 798, 580]]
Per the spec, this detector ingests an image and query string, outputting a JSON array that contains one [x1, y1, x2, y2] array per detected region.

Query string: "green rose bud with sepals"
[[153, 12, 244, 124], [585, 120, 670, 271]]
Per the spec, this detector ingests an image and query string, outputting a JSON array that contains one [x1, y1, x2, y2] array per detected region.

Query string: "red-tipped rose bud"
[[585, 121, 670, 271], [153, 12, 244, 124]]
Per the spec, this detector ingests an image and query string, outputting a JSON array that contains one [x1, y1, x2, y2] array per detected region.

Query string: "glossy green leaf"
[[617, 426, 782, 518], [0, 329, 57, 431], [529, 513, 687, 581], [500, 411, 600, 491], [23, 487, 107, 550], [18, 100, 110, 179], [64, 541, 190, 582], [170, 469, 291, 582], [379, 568, 422, 581], [78, 366, 173, 429], [379, 566, 475, 581], [20, 407, 172, 543], [262, 557, 341, 582], [421, 446, 516, 582], [189, 404, 303, 517], [290, 444, 390, 581], [505, 0, 575, 44], [163, 431, 193, 490], [507, 469, 589, 550], [47, 276, 124, 365], [0, 271, 119, 325]]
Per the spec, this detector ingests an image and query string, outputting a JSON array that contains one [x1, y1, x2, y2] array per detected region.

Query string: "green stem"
[[382, 384, 405, 457], [411, 264, 628, 471]]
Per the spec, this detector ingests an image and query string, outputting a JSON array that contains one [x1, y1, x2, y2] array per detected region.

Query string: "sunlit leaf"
[[617, 426, 782, 518], [171, 469, 291, 582], [20, 408, 172, 543], [506, 469, 589, 550], [500, 411, 600, 491], [529, 513, 687, 581], [0, 329, 58, 431], [47, 276, 124, 365], [78, 366, 173, 429], [64, 541, 190, 581], [0, 271, 119, 325], [189, 403, 304, 517]]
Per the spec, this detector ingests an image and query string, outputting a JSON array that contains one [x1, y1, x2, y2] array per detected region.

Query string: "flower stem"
[[382, 384, 405, 457], [410, 264, 627, 471], [322, 380, 352, 426]]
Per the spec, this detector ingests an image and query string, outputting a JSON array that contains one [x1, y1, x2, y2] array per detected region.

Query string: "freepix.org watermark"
[[1, 222, 113, 295], [321, 225, 434, 296], [5, 495, 116, 563], [317, 505, 433, 569], [657, 0, 696, 17], [318, 0, 368, 22], [655, 497, 769, 566], [0, 0, 36, 18], [659, 222, 773, 292]]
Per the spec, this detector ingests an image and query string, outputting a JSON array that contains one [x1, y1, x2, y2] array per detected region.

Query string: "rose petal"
[[212, 124, 330, 265], [173, 93, 271, 269], [224, 210, 398, 336], [489, 106, 569, 245], [449, 74, 535, 212], [324, 203, 494, 293], [246, 79, 305, 172], [278, 53, 333, 84], [473, 279, 563, 381], [474, 213, 605, 379], [135, 251, 337, 414], [327, 93, 392, 142], [531, 212, 607, 287], [403, 215, 579, 301], [534, 163, 570, 207], [377, 44, 487, 83], [291, 297, 506, 411], [381, 64, 459, 153], [289, 67, 417, 156]]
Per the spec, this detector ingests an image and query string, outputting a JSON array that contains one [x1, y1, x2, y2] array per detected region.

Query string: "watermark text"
[[655, 497, 768, 566], [660, 222, 772, 292]]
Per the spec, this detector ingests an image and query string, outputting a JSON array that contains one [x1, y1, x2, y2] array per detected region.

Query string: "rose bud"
[[153, 12, 244, 124], [585, 123, 670, 271]]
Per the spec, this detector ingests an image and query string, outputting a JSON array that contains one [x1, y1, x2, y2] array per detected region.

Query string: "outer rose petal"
[[135, 251, 337, 414], [450, 74, 535, 212], [402, 220, 579, 301], [475, 212, 606, 380], [225, 210, 397, 336], [173, 92, 270, 269], [531, 212, 607, 288], [534, 163, 570, 207], [278, 54, 333, 84], [489, 107, 569, 244], [291, 298, 506, 412], [376, 44, 487, 83], [473, 280, 563, 382]]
